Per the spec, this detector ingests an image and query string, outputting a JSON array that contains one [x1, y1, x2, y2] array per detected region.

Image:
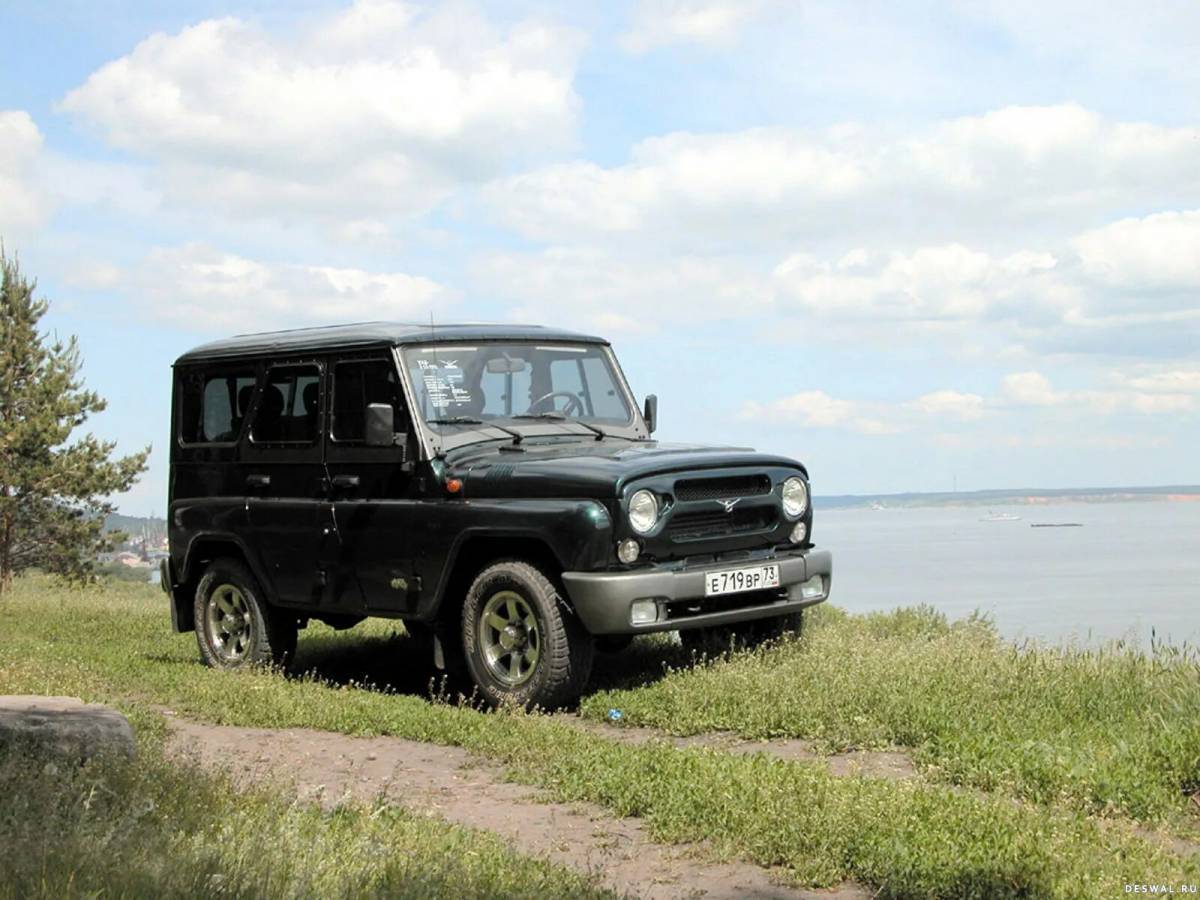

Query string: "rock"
[[0, 695, 136, 762]]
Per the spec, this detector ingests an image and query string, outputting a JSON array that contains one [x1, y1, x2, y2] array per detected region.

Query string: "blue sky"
[[1, 0, 1198, 514]]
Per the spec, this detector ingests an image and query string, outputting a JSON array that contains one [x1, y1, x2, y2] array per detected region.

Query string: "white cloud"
[[1001, 370, 1194, 415], [740, 391, 901, 435], [1001, 371, 1063, 406], [1120, 369, 1200, 394], [745, 370, 1193, 446], [132, 243, 448, 331], [1074, 209, 1200, 295], [0, 110, 50, 237], [620, 0, 779, 53], [911, 390, 988, 421], [487, 106, 1200, 247], [955, 1, 1200, 93], [474, 246, 769, 334], [60, 1, 583, 221], [774, 244, 1057, 321]]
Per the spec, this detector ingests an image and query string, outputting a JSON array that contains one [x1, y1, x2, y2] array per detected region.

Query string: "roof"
[[174, 322, 609, 365]]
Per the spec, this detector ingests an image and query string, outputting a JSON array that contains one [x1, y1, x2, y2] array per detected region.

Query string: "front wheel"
[[194, 558, 297, 670], [462, 560, 594, 709]]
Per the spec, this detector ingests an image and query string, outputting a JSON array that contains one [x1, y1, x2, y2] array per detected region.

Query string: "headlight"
[[782, 477, 808, 518], [628, 489, 659, 534]]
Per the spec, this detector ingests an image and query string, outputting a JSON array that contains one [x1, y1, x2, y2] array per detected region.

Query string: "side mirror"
[[366, 403, 396, 447], [643, 394, 658, 434]]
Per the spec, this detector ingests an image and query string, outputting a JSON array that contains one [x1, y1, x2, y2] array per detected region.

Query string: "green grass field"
[[2, 575, 1198, 898], [582, 604, 1200, 824], [0, 716, 613, 900]]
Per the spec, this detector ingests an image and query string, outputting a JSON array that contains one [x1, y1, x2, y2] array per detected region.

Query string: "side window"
[[179, 370, 257, 444], [251, 365, 320, 444], [581, 356, 627, 420], [332, 359, 405, 442]]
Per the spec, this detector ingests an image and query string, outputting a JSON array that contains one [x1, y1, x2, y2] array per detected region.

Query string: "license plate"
[[704, 563, 780, 597]]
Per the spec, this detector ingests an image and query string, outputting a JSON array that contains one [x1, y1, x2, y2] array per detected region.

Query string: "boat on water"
[[981, 511, 1021, 521]]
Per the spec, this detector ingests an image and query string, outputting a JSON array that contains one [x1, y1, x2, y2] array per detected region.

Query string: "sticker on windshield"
[[417, 359, 473, 410]]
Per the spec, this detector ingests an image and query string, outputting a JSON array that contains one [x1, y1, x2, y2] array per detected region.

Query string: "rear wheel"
[[462, 560, 594, 709], [194, 558, 297, 670], [679, 611, 804, 656]]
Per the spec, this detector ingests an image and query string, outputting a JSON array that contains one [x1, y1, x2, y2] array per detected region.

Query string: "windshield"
[[402, 343, 634, 435]]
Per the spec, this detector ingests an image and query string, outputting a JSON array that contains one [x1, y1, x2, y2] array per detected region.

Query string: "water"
[[816, 500, 1200, 647]]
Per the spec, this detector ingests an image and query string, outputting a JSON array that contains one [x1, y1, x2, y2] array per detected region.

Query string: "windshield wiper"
[[428, 417, 523, 445], [512, 412, 607, 441]]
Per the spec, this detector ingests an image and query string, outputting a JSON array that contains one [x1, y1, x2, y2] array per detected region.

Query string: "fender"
[[416, 498, 615, 618], [178, 530, 273, 594]]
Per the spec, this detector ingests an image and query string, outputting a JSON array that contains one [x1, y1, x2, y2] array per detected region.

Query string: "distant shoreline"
[[815, 484, 1200, 510], [110, 484, 1200, 526]]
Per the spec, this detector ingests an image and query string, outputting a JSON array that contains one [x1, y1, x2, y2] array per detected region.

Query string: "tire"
[[194, 558, 297, 671], [461, 560, 594, 709], [680, 611, 804, 656]]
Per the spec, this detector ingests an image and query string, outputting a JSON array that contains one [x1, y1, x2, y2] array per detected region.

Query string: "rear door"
[[242, 360, 326, 607], [324, 354, 420, 613], [171, 363, 259, 581]]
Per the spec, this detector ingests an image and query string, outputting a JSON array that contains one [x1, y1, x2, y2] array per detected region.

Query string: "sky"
[[1, 0, 1198, 515]]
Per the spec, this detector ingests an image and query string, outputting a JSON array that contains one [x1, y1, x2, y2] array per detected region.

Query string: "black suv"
[[161, 322, 831, 707]]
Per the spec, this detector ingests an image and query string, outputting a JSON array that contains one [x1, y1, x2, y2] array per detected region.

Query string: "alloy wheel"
[[205, 583, 254, 663], [478, 590, 541, 686]]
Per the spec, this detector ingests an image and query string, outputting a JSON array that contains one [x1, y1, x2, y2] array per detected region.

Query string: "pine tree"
[[0, 248, 149, 593]]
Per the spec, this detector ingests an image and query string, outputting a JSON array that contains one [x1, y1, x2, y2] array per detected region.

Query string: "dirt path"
[[164, 713, 868, 900], [557, 717, 916, 780]]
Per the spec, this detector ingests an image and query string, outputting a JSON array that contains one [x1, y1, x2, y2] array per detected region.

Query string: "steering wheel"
[[527, 390, 584, 417]]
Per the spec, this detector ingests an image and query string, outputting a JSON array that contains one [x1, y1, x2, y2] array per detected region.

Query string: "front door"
[[324, 355, 419, 613], [242, 360, 327, 607]]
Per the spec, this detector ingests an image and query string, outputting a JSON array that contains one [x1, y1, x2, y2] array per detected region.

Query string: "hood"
[[447, 438, 807, 499]]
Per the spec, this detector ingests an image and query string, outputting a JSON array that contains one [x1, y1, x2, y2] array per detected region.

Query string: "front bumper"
[[562, 548, 832, 635]]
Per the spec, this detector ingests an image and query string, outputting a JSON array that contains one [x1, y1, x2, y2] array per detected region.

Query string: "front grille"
[[674, 474, 771, 502], [666, 506, 777, 541]]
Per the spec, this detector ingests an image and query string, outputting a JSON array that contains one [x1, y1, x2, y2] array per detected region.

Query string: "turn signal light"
[[445, 478, 463, 494]]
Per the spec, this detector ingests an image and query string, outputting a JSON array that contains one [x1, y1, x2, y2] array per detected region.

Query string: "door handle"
[[330, 474, 360, 490], [246, 473, 271, 488]]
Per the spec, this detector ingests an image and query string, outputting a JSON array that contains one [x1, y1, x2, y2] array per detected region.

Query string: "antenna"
[[428, 310, 444, 456], [430, 309, 442, 398]]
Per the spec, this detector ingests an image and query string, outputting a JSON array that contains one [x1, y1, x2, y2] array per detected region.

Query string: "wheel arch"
[[430, 531, 565, 629], [171, 534, 270, 633]]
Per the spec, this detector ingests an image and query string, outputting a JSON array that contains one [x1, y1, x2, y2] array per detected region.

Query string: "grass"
[[581, 604, 1200, 826], [1, 575, 1198, 898], [0, 716, 613, 900]]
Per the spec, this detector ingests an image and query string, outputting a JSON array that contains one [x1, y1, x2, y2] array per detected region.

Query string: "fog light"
[[790, 521, 807, 544], [630, 599, 659, 625], [800, 575, 825, 600], [616, 539, 640, 564]]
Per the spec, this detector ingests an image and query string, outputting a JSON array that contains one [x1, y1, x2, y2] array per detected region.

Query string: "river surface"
[[815, 500, 1200, 648]]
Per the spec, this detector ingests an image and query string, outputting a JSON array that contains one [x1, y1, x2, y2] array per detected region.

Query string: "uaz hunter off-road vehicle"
[[161, 323, 831, 707]]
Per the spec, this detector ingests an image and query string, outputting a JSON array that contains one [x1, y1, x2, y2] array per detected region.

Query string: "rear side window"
[[178, 370, 257, 444], [332, 359, 405, 442], [251, 365, 321, 444]]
